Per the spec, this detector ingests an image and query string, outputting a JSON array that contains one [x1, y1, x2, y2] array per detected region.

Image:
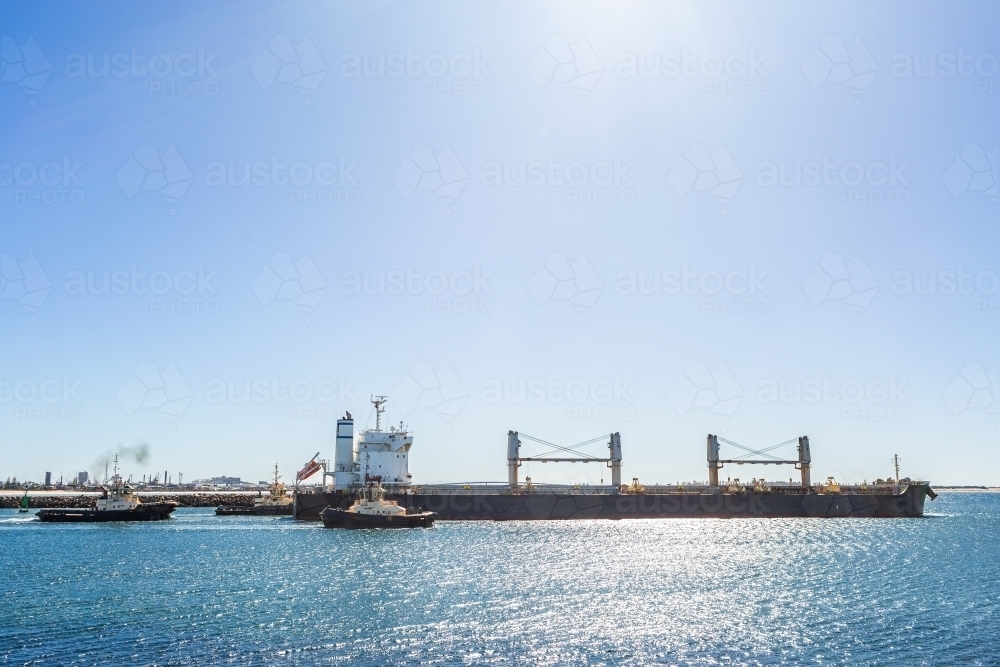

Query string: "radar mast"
[[371, 395, 388, 431]]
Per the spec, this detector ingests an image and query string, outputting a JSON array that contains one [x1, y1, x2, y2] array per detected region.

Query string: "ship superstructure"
[[331, 397, 412, 492]]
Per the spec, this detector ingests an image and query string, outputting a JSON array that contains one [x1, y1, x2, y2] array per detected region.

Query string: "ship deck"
[[302, 481, 914, 497]]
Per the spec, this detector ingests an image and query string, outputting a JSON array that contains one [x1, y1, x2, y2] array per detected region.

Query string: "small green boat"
[[18, 491, 29, 513]]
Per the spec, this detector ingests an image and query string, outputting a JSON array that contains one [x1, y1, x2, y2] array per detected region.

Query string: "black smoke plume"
[[91, 442, 151, 481]]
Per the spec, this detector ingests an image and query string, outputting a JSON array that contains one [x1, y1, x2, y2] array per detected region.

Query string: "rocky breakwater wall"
[[0, 492, 256, 509]]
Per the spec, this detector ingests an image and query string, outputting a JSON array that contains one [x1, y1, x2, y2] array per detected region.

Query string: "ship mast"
[[371, 395, 387, 431], [894, 454, 900, 482]]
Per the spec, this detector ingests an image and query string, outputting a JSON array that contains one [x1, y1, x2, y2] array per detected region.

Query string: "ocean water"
[[1, 494, 998, 666]]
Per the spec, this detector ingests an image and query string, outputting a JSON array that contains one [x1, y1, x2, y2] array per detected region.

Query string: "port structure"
[[507, 431, 622, 491], [707, 434, 812, 487]]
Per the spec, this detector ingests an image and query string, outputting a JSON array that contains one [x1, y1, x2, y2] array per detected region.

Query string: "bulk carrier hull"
[[297, 408, 935, 522], [294, 482, 934, 521]]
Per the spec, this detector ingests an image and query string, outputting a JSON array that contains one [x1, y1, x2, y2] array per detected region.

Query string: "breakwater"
[[0, 492, 255, 509]]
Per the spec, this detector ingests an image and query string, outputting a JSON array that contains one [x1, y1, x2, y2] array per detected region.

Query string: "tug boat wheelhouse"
[[36, 456, 176, 523], [320, 479, 437, 529]]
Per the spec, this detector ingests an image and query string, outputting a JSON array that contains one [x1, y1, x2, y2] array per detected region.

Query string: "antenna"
[[371, 395, 388, 431]]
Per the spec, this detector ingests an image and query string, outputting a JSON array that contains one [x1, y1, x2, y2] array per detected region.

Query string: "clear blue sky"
[[1, 1, 997, 486]]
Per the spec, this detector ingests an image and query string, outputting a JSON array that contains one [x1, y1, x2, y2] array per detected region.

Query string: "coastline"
[[935, 487, 1000, 493]]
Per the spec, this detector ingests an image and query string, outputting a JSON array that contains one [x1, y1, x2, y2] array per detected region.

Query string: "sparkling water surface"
[[2, 493, 998, 666]]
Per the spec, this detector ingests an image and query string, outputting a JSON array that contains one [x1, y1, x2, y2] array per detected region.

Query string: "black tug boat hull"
[[215, 505, 293, 516], [36, 503, 177, 522], [320, 507, 437, 529], [254, 505, 293, 516], [215, 505, 255, 516]]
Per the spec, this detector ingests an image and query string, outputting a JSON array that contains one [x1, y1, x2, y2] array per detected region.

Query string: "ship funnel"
[[334, 413, 355, 491]]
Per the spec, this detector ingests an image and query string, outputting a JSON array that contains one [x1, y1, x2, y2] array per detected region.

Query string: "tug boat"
[[36, 457, 176, 523], [216, 464, 294, 516], [252, 464, 294, 515], [320, 479, 436, 529]]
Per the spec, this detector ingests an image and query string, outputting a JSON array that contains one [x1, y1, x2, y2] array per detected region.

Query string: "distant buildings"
[[0, 471, 265, 491], [180, 476, 266, 490]]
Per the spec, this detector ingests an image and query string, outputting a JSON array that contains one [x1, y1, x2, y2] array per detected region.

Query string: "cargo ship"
[[293, 398, 935, 521]]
